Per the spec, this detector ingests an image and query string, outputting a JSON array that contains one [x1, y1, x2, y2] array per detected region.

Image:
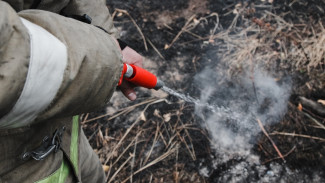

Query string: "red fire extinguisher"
[[118, 63, 164, 90]]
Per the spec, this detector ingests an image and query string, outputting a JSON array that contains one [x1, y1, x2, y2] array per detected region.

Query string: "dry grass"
[[291, 23, 325, 71], [207, 6, 325, 74], [83, 98, 208, 183]]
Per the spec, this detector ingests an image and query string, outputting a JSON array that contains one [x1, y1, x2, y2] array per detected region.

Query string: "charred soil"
[[83, 0, 325, 182]]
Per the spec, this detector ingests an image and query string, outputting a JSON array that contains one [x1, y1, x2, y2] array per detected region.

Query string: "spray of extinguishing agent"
[[118, 63, 164, 90], [118, 64, 200, 105], [118, 64, 219, 113], [118, 64, 201, 104]]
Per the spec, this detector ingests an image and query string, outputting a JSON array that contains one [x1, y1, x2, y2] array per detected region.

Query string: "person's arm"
[[61, 0, 119, 37], [5, 0, 119, 37], [0, 1, 123, 128], [61, 0, 144, 100]]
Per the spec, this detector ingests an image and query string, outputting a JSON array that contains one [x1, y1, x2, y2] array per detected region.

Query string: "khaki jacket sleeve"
[[61, 0, 119, 37], [4, 0, 119, 36], [0, 2, 123, 128], [0, 1, 30, 119]]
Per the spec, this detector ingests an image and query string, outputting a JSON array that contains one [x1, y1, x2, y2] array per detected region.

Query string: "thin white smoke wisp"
[[194, 65, 291, 163]]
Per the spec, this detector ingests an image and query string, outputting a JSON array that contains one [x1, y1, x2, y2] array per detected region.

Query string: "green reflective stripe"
[[70, 115, 79, 173], [35, 159, 70, 183], [34, 116, 79, 183]]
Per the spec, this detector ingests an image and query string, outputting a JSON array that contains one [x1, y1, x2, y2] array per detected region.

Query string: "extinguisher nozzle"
[[154, 79, 164, 90]]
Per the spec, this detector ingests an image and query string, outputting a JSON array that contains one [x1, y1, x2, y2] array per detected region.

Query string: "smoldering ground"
[[195, 65, 292, 153], [193, 64, 324, 182]]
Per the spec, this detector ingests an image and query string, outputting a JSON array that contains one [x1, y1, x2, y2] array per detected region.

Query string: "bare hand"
[[119, 46, 143, 101]]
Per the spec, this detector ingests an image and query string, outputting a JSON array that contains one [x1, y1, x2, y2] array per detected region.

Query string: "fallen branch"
[[299, 96, 325, 117], [257, 118, 285, 161]]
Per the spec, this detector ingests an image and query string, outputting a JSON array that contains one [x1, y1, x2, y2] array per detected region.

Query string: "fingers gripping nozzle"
[[118, 63, 164, 90]]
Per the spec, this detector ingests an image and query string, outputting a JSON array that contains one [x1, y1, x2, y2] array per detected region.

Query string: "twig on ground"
[[83, 108, 132, 125], [147, 38, 165, 60], [177, 126, 211, 142], [143, 122, 160, 166], [183, 29, 203, 39], [83, 98, 158, 124], [114, 8, 148, 51], [257, 118, 285, 161], [107, 155, 133, 183], [121, 143, 179, 183], [159, 129, 168, 147], [174, 147, 179, 183], [96, 126, 102, 147], [105, 99, 168, 163], [149, 174, 153, 183], [81, 113, 89, 123], [208, 13, 220, 41], [86, 98, 159, 141], [109, 132, 141, 171], [259, 144, 272, 157], [176, 130, 196, 160], [270, 131, 325, 142], [306, 124, 325, 130], [177, 122, 197, 160], [130, 130, 139, 183], [87, 123, 99, 141], [165, 15, 196, 49], [262, 146, 296, 164], [163, 23, 173, 30], [265, 11, 295, 29], [227, 7, 242, 30], [302, 111, 325, 130]]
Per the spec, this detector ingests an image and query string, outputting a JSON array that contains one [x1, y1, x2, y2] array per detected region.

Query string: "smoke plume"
[[194, 65, 291, 162]]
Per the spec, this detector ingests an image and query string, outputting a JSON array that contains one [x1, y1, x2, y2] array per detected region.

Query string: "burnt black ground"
[[83, 0, 325, 182]]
